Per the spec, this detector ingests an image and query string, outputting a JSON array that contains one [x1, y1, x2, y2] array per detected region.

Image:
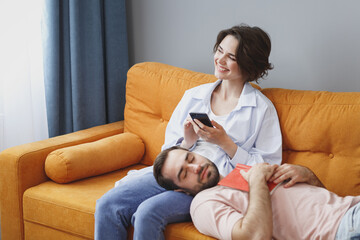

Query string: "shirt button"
[[329, 153, 334, 158]]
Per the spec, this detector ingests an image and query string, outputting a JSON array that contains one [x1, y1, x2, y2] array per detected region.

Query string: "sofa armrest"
[[0, 121, 124, 240]]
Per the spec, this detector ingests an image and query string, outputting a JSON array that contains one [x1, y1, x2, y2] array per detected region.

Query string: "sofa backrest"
[[125, 62, 360, 196], [124, 62, 216, 166], [262, 88, 360, 196]]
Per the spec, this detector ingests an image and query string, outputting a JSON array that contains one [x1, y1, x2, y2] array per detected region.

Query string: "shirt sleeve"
[[231, 104, 282, 166], [161, 91, 191, 151], [190, 190, 244, 240]]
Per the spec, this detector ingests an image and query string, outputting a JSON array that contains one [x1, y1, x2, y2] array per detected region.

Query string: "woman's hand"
[[180, 117, 199, 149], [191, 119, 238, 158]]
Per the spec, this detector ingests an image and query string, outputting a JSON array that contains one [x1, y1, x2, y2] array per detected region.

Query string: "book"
[[218, 163, 279, 192]]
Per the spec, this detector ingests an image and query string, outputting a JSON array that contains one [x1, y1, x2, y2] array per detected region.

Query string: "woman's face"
[[214, 35, 246, 83]]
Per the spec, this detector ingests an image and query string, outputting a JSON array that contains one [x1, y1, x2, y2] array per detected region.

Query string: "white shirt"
[[116, 80, 282, 186], [162, 80, 282, 176]]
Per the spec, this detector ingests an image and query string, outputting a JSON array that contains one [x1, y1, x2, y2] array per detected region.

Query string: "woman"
[[95, 24, 282, 240]]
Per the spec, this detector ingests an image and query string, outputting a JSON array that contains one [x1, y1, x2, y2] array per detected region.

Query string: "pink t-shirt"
[[190, 184, 360, 240]]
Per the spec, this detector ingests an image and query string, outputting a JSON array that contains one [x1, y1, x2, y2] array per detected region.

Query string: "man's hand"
[[240, 163, 278, 184], [268, 163, 324, 188]]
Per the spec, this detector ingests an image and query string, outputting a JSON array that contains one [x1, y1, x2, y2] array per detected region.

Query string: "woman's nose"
[[218, 53, 226, 64]]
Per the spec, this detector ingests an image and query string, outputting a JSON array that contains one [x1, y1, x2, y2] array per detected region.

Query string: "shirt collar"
[[191, 80, 257, 110], [237, 82, 257, 108], [191, 79, 222, 101]]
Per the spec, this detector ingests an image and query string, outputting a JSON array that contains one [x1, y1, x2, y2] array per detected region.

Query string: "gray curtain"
[[43, 0, 129, 137]]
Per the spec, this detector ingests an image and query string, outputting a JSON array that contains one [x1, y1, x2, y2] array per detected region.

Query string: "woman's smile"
[[216, 64, 229, 73]]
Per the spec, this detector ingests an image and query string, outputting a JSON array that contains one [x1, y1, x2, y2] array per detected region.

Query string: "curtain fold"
[[43, 0, 129, 137]]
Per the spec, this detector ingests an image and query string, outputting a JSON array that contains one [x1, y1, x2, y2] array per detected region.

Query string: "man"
[[153, 146, 360, 240]]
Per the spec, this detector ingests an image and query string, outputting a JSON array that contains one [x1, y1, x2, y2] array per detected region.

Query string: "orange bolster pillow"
[[45, 132, 144, 183]]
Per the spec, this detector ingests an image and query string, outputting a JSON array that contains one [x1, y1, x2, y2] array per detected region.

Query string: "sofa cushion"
[[23, 165, 215, 240], [23, 166, 144, 239], [124, 62, 261, 166], [45, 133, 144, 183], [262, 88, 360, 196], [124, 62, 217, 165]]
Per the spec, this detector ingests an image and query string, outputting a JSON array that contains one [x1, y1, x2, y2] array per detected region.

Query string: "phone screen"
[[189, 112, 213, 127]]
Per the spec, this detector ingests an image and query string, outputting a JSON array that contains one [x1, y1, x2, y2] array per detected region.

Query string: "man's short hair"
[[153, 146, 187, 190]]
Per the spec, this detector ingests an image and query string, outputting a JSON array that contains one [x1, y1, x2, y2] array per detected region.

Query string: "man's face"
[[162, 149, 220, 195]]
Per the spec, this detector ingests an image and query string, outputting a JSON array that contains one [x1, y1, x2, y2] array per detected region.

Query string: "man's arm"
[[269, 164, 325, 188], [231, 164, 275, 240]]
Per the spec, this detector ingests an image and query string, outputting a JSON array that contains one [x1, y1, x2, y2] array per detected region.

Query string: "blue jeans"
[[336, 202, 360, 240], [94, 169, 193, 240]]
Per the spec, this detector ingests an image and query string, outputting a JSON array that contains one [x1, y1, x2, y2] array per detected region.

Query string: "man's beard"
[[198, 161, 220, 192]]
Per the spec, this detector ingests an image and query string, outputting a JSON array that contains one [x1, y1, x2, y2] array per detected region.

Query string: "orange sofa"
[[1, 62, 360, 240]]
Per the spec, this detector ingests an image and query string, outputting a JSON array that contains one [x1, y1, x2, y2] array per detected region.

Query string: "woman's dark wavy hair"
[[213, 24, 273, 83]]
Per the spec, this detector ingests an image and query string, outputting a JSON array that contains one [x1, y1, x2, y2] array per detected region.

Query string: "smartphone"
[[189, 112, 213, 127]]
